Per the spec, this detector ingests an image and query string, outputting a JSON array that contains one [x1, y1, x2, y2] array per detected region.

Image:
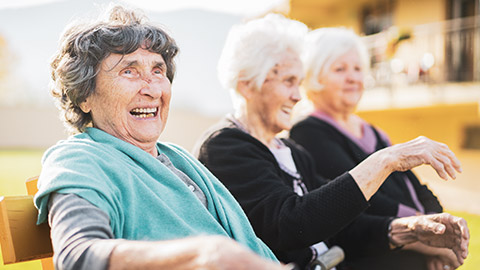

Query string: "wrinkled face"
[[249, 50, 303, 134], [81, 48, 171, 155], [316, 48, 364, 113]]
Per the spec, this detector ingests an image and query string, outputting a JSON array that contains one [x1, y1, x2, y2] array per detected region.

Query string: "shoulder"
[[290, 116, 345, 145], [292, 115, 335, 128], [291, 116, 338, 136], [194, 118, 267, 158], [42, 133, 114, 168]]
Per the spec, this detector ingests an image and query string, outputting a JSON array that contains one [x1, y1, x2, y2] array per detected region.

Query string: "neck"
[[314, 102, 363, 138], [234, 110, 278, 148], [314, 102, 351, 124]]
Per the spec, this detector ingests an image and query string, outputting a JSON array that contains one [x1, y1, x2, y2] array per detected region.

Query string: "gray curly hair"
[[50, 5, 179, 134]]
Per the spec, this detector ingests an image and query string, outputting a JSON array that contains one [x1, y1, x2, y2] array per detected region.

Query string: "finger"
[[434, 153, 457, 180], [453, 217, 469, 259], [440, 143, 462, 173], [458, 218, 470, 240], [426, 257, 436, 270], [434, 260, 444, 270], [451, 244, 466, 265], [438, 249, 461, 268], [428, 156, 449, 181], [426, 221, 446, 235]]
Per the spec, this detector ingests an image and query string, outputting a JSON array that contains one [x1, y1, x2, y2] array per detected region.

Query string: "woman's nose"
[[139, 75, 162, 98], [291, 86, 301, 102], [346, 70, 361, 83]]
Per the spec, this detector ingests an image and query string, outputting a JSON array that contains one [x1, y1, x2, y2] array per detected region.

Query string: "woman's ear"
[[79, 99, 91, 113], [236, 80, 254, 100]]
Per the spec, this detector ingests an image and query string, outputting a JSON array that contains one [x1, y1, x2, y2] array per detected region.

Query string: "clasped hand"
[[390, 213, 469, 266]]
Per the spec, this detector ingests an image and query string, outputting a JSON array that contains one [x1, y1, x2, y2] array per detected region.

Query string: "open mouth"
[[130, 107, 158, 119]]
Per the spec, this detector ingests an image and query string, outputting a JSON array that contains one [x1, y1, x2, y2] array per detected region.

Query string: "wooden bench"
[[0, 177, 54, 269]]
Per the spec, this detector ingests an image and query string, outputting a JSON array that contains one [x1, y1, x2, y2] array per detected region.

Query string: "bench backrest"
[[0, 176, 54, 269]]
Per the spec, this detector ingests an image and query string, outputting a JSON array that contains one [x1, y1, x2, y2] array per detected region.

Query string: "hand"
[[385, 136, 462, 180], [390, 213, 469, 264], [426, 257, 448, 270], [407, 243, 461, 269], [426, 252, 459, 270], [350, 136, 462, 200]]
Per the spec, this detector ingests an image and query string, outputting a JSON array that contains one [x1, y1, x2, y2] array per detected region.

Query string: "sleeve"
[[328, 213, 392, 260], [197, 129, 369, 251], [48, 193, 124, 270], [291, 120, 402, 216]]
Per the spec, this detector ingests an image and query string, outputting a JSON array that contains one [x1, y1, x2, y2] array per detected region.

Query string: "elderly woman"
[[290, 28, 452, 269], [34, 5, 284, 270], [194, 14, 469, 270]]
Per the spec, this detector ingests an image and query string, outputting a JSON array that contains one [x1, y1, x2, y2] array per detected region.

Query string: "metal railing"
[[362, 15, 480, 89]]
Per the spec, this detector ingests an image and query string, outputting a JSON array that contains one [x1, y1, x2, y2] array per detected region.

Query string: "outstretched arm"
[[48, 193, 287, 270], [109, 236, 290, 270], [350, 136, 462, 200]]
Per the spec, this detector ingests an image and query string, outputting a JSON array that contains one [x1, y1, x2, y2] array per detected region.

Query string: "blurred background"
[[0, 0, 479, 269]]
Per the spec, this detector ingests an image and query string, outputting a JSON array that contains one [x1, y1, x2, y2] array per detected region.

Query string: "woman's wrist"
[[388, 219, 405, 250], [388, 218, 418, 248]]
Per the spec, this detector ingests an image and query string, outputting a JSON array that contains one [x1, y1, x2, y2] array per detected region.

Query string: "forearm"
[[109, 237, 209, 269], [349, 148, 393, 200], [109, 236, 285, 270]]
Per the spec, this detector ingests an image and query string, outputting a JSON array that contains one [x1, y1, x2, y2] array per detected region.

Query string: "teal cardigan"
[[35, 127, 276, 261]]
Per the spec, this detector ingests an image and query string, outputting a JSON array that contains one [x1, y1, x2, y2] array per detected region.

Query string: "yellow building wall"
[[394, 0, 447, 28], [289, 0, 365, 32], [357, 103, 480, 152], [289, 0, 448, 33]]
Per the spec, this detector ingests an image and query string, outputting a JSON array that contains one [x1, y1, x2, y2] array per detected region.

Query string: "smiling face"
[[246, 49, 303, 136], [80, 48, 171, 156], [315, 48, 364, 114]]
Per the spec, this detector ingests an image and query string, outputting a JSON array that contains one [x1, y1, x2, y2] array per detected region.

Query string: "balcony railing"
[[362, 15, 480, 89]]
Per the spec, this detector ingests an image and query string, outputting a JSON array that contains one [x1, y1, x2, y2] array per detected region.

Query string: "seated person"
[[194, 14, 469, 270], [290, 27, 442, 219], [34, 5, 285, 270], [290, 28, 451, 268]]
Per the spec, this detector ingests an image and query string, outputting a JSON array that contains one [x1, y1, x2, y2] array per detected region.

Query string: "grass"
[[0, 149, 478, 269], [0, 149, 44, 270]]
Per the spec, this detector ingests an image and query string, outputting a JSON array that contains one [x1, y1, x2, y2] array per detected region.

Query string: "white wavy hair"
[[217, 13, 307, 110], [302, 27, 369, 92]]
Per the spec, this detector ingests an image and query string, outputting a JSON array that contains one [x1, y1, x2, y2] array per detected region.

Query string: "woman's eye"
[[122, 68, 136, 76], [153, 67, 165, 75], [284, 78, 293, 85]]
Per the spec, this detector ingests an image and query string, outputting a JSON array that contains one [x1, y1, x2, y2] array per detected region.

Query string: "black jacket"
[[290, 116, 442, 216], [194, 118, 398, 269]]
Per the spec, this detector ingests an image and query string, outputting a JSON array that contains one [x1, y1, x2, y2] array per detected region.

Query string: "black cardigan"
[[194, 118, 396, 269], [290, 116, 443, 216]]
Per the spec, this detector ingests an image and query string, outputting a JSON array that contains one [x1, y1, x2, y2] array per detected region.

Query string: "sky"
[[0, 0, 286, 116], [0, 0, 285, 15]]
